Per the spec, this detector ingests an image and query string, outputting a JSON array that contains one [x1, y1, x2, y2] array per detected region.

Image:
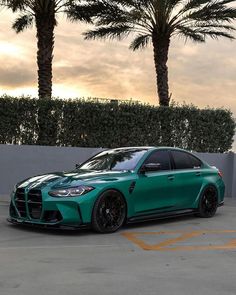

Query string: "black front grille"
[[15, 188, 27, 217], [28, 189, 43, 219]]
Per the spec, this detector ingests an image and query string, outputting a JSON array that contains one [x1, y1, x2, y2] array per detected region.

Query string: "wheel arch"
[[91, 188, 128, 222], [194, 183, 219, 208]]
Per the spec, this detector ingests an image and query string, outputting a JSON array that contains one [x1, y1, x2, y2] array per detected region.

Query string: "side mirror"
[[75, 163, 81, 169], [140, 163, 162, 173]]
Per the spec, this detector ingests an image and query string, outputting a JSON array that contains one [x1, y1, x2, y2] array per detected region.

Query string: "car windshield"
[[79, 149, 147, 171]]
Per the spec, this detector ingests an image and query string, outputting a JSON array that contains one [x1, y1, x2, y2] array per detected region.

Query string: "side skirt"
[[218, 201, 224, 207], [127, 209, 197, 224]]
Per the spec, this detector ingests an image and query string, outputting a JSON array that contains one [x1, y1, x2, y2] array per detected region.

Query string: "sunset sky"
[[0, 8, 236, 112]]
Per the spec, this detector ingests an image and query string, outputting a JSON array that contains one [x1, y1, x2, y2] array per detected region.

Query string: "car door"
[[170, 150, 203, 209], [133, 150, 177, 215]]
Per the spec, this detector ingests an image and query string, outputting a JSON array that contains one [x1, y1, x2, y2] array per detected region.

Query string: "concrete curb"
[[1, 195, 10, 203], [0, 202, 9, 206]]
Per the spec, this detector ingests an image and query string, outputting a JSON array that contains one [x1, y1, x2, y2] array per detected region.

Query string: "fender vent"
[[129, 181, 136, 194]]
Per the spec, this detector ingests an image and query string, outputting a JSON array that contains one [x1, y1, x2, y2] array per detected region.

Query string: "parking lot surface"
[[0, 200, 236, 295]]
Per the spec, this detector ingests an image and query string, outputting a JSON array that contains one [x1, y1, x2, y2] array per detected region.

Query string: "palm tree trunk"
[[152, 33, 170, 106], [35, 15, 55, 100], [36, 11, 56, 145]]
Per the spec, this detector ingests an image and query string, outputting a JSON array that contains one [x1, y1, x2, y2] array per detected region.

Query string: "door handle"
[[196, 171, 201, 176], [168, 175, 175, 181]]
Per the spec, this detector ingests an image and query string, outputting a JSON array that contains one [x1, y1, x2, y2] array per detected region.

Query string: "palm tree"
[[1, 0, 100, 99], [83, 0, 236, 106], [1, 0, 104, 144]]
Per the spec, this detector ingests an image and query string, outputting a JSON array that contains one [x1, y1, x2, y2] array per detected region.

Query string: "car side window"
[[189, 154, 202, 169], [144, 150, 171, 171], [171, 151, 202, 170]]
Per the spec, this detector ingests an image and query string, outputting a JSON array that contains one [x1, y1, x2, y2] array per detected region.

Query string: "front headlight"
[[49, 186, 95, 198]]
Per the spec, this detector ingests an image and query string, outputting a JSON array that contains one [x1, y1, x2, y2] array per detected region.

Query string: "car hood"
[[17, 170, 131, 191]]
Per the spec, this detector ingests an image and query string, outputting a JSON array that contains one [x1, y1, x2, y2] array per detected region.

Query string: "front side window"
[[79, 149, 147, 171], [143, 150, 171, 171], [171, 151, 202, 170]]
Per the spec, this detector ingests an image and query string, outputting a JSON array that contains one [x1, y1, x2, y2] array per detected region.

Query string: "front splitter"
[[7, 217, 90, 230]]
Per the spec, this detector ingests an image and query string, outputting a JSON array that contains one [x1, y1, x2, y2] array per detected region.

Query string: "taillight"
[[218, 170, 223, 178]]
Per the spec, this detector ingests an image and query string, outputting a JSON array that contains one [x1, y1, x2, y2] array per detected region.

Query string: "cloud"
[[168, 39, 236, 112], [0, 62, 36, 88]]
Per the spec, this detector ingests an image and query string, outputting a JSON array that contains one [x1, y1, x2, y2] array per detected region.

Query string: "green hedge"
[[0, 95, 235, 152]]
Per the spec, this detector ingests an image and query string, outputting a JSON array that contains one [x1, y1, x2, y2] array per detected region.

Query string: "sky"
[[0, 8, 236, 130]]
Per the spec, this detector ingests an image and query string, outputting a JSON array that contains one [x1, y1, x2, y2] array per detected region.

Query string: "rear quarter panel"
[[192, 167, 225, 208]]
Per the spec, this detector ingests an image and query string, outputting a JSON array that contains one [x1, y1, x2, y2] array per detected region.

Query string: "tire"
[[197, 186, 218, 218], [92, 190, 127, 233]]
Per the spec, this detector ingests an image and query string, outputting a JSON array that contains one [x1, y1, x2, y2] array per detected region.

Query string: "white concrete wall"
[[0, 144, 234, 201], [0, 144, 102, 201]]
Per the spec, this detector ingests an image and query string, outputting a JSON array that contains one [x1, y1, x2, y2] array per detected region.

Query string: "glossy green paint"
[[8, 147, 225, 228]]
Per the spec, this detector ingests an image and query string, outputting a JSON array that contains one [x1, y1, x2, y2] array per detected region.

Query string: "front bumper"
[[8, 187, 96, 228]]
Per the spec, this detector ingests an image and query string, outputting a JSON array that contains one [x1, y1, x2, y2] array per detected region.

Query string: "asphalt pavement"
[[0, 199, 236, 295]]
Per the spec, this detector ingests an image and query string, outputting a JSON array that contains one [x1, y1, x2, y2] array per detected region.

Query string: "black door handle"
[[168, 175, 175, 181], [196, 171, 201, 176]]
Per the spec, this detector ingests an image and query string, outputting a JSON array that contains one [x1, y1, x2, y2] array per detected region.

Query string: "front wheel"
[[92, 190, 126, 233], [197, 186, 218, 218]]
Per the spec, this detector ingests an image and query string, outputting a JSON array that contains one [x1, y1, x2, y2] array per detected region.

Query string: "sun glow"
[[0, 87, 37, 97], [0, 84, 90, 99], [0, 42, 23, 57], [52, 84, 89, 99]]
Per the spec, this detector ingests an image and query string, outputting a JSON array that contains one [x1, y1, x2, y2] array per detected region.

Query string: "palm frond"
[[66, 3, 96, 23], [176, 25, 205, 42], [0, 0, 26, 12], [129, 34, 151, 50], [166, 0, 185, 20], [197, 29, 235, 40], [12, 13, 34, 33], [180, 0, 210, 14], [194, 23, 236, 31], [187, 1, 236, 23], [83, 25, 132, 40]]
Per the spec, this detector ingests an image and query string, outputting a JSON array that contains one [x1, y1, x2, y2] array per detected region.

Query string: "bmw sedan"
[[8, 147, 225, 233]]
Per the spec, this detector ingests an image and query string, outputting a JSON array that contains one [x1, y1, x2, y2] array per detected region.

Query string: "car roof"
[[110, 147, 154, 151], [110, 146, 189, 152]]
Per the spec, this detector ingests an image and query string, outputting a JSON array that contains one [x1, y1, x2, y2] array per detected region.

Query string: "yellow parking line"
[[122, 230, 236, 251]]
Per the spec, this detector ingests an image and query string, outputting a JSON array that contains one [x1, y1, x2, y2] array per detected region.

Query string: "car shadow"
[[122, 211, 224, 231], [5, 222, 92, 236]]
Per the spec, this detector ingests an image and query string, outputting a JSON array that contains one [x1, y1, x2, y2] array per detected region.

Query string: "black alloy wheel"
[[92, 190, 126, 233], [198, 186, 218, 218]]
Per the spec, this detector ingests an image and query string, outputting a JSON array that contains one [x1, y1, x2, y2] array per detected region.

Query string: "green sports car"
[[8, 147, 225, 233]]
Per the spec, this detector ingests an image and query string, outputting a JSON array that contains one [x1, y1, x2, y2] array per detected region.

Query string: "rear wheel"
[[197, 186, 218, 218], [92, 190, 126, 233]]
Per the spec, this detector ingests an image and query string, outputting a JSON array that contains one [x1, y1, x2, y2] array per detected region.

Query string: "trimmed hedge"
[[0, 95, 235, 152]]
